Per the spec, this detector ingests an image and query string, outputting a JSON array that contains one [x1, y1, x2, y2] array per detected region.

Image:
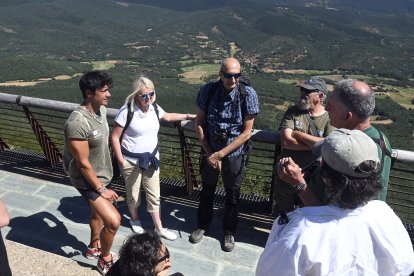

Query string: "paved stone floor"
[[0, 163, 273, 275]]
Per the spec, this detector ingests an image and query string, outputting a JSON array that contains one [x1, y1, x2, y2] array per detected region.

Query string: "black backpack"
[[111, 102, 159, 180]]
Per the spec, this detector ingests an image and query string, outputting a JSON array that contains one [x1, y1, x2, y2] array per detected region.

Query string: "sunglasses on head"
[[222, 72, 242, 79], [300, 87, 319, 94], [157, 246, 170, 263], [140, 91, 155, 100]]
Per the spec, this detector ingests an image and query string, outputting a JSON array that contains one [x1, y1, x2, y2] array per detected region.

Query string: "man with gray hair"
[[256, 129, 414, 275], [287, 79, 392, 206], [274, 76, 335, 215]]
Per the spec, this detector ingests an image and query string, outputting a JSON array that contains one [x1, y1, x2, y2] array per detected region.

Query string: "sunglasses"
[[222, 72, 241, 79], [300, 87, 319, 94], [157, 246, 170, 263], [140, 91, 155, 100]]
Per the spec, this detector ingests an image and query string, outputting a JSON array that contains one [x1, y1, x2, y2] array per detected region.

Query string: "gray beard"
[[296, 98, 311, 110]]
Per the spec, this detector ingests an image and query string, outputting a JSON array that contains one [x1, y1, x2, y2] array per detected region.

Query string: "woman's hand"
[[186, 114, 196, 120]]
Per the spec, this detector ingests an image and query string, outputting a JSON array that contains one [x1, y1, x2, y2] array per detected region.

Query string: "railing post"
[[21, 106, 62, 167], [176, 124, 198, 195], [269, 143, 281, 213], [0, 137, 10, 152]]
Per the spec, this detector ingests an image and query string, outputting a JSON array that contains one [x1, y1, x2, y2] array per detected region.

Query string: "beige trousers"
[[120, 159, 160, 213]]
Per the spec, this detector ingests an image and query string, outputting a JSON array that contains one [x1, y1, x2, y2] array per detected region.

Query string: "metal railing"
[[1, 92, 414, 224]]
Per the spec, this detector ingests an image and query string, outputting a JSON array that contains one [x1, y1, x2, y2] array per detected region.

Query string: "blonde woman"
[[111, 76, 195, 240]]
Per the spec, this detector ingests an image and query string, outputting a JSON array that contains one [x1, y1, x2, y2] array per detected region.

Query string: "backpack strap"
[[236, 78, 254, 163], [238, 78, 248, 121], [371, 130, 392, 166], [152, 103, 160, 121], [205, 79, 248, 119], [205, 81, 220, 112], [119, 102, 160, 143], [119, 103, 134, 143]]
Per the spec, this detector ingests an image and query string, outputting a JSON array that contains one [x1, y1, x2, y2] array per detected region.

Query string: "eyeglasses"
[[140, 91, 155, 100], [222, 72, 241, 79], [157, 246, 170, 263], [300, 87, 319, 94]]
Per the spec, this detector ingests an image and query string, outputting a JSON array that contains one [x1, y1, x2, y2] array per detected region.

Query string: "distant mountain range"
[[124, 0, 414, 13], [0, 0, 413, 152], [0, 0, 413, 79]]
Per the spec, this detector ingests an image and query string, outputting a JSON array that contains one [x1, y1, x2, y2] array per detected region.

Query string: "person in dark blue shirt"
[[190, 57, 260, 252]]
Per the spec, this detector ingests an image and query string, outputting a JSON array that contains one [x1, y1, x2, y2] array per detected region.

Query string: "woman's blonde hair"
[[124, 76, 156, 112]]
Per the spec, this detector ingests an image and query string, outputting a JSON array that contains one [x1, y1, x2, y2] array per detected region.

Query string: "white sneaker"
[[130, 220, 144, 234], [159, 228, 177, 241]]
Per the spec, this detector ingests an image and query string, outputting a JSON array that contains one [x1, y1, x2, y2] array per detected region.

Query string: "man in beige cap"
[[257, 129, 414, 275]]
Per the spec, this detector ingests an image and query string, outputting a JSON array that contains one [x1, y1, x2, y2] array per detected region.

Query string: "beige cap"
[[313, 128, 380, 178]]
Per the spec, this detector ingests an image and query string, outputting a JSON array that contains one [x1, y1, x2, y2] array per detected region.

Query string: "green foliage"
[[0, 58, 89, 82], [1, 0, 413, 76], [374, 98, 414, 151]]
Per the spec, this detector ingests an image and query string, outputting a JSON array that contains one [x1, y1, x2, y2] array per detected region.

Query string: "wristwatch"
[[293, 182, 307, 192]]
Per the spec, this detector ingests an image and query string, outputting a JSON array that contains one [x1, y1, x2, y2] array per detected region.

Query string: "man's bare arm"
[[292, 130, 324, 148], [208, 114, 256, 166], [68, 139, 118, 201], [280, 128, 311, 150]]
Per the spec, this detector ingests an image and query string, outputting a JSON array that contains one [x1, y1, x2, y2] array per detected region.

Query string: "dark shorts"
[[76, 187, 101, 202]]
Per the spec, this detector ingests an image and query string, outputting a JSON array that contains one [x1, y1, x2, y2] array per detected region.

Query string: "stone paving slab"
[[5, 239, 99, 276], [0, 169, 273, 275]]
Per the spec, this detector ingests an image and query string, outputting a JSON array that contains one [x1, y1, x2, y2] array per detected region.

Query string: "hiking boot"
[[223, 234, 235, 252], [158, 228, 177, 241], [130, 219, 144, 234], [189, 229, 205, 244], [97, 254, 115, 275]]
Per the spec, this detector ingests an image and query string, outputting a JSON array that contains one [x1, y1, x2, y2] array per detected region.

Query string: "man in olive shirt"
[[63, 71, 120, 275], [275, 76, 335, 215], [279, 79, 392, 206]]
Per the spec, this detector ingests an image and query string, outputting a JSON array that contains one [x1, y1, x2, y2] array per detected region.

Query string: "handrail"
[[1, 92, 413, 163], [1, 92, 414, 226], [1, 91, 414, 249]]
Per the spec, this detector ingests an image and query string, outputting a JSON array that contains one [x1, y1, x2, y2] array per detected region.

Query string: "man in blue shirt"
[[190, 57, 260, 252]]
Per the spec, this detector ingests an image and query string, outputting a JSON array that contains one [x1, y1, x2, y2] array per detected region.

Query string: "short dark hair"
[[118, 231, 162, 276], [79, 70, 113, 100], [334, 79, 375, 119], [320, 160, 382, 209]]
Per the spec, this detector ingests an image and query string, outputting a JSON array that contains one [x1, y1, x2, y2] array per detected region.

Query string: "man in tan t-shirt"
[[63, 71, 120, 275], [274, 76, 335, 215]]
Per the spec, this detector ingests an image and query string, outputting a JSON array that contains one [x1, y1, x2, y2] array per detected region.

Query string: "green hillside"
[[0, 0, 413, 151]]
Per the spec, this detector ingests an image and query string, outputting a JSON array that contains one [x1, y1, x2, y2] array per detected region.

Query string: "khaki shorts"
[[120, 159, 160, 213]]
